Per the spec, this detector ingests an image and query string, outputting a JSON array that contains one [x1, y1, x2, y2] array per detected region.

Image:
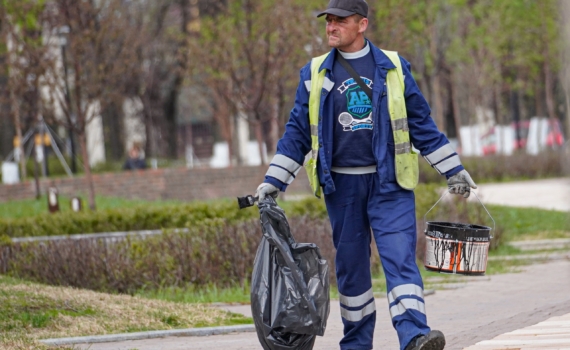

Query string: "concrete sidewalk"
[[76, 259, 570, 350], [464, 312, 570, 349], [471, 177, 570, 212]]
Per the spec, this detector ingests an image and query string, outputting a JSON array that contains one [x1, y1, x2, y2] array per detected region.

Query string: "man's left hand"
[[447, 169, 477, 198]]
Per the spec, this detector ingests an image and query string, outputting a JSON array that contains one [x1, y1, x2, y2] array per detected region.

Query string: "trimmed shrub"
[[0, 184, 503, 294], [0, 200, 258, 238], [419, 150, 565, 184], [0, 216, 336, 294]]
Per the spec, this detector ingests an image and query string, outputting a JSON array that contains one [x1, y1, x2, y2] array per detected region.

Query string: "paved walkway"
[[78, 259, 570, 350], [464, 312, 570, 350], [74, 178, 570, 350], [469, 177, 570, 212]]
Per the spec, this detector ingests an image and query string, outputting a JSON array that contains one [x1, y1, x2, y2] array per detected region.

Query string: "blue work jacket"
[[265, 41, 463, 195]]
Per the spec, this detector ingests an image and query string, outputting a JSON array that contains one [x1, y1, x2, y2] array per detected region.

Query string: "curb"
[[39, 324, 256, 346], [488, 252, 570, 261], [508, 238, 570, 251], [11, 228, 190, 243]]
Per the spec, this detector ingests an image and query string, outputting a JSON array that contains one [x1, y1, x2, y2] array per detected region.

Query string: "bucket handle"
[[423, 190, 495, 235]]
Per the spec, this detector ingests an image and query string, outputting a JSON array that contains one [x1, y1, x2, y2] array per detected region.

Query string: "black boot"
[[404, 330, 445, 350]]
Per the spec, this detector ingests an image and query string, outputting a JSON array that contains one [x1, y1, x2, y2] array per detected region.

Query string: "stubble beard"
[[327, 34, 342, 48]]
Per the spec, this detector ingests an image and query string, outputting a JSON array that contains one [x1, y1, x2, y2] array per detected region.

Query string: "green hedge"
[[0, 217, 336, 294], [0, 201, 258, 238], [0, 184, 447, 238], [419, 150, 565, 184], [0, 194, 502, 294]]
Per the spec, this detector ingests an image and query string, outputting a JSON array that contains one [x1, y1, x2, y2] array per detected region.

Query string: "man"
[[256, 0, 476, 349], [123, 145, 147, 170]]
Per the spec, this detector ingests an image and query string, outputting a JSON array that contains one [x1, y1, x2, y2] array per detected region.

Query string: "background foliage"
[[0, 0, 568, 170]]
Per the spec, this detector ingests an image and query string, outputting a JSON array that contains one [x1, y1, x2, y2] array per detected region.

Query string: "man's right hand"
[[256, 183, 279, 201]]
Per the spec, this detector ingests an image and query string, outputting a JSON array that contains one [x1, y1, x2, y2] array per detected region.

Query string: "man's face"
[[325, 14, 367, 50]]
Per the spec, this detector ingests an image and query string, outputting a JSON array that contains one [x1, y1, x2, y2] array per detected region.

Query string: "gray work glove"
[[447, 169, 477, 198], [256, 183, 279, 201]]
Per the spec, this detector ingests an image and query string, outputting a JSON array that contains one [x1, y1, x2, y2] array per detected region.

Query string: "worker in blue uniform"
[[255, 1, 477, 349]]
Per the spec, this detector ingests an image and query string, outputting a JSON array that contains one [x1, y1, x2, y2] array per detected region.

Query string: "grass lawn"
[[0, 275, 252, 349], [0, 195, 183, 219], [486, 204, 570, 240], [136, 283, 252, 305]]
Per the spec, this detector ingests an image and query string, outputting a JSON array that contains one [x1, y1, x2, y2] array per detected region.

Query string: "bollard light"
[[48, 187, 59, 213], [71, 197, 82, 212]]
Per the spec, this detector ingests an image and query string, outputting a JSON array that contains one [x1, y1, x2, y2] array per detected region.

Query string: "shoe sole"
[[418, 330, 446, 350]]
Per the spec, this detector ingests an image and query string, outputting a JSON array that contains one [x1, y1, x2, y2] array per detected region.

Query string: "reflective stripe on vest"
[[306, 50, 419, 196], [382, 50, 419, 190], [305, 52, 329, 198]]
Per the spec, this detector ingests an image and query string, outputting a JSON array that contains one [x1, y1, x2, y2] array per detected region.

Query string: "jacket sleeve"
[[400, 56, 464, 178], [264, 63, 313, 191]]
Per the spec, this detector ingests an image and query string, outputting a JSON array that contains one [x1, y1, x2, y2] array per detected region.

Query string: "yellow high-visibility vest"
[[305, 50, 419, 198]]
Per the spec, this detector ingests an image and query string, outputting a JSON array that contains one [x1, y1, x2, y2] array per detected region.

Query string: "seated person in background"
[[123, 145, 146, 170]]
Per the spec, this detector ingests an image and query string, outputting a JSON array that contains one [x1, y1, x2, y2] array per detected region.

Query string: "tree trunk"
[[276, 84, 288, 146], [163, 83, 180, 158], [233, 113, 244, 166], [78, 133, 96, 211], [268, 101, 279, 155], [227, 116, 234, 168], [535, 77, 546, 117], [33, 146, 41, 199], [102, 101, 124, 161], [9, 82, 26, 179], [564, 91, 570, 141], [450, 73, 462, 150], [510, 90, 521, 150], [544, 59, 557, 121], [562, 0, 570, 139], [161, 0, 192, 159], [493, 60, 505, 125], [253, 118, 266, 166], [432, 73, 445, 131], [211, 93, 234, 168]]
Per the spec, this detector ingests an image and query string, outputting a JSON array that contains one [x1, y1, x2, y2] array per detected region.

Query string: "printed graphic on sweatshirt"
[[337, 77, 373, 132]]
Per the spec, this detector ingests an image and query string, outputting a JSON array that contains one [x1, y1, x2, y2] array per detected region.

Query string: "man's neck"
[[337, 36, 366, 53]]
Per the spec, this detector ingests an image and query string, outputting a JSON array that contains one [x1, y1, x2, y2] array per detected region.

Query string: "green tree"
[[188, 0, 325, 165], [2, 0, 48, 185]]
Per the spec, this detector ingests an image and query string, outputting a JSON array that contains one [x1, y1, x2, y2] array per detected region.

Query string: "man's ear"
[[359, 18, 368, 34]]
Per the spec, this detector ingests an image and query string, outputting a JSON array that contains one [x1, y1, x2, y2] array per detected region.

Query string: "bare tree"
[[188, 0, 323, 165], [38, 0, 142, 210], [121, 0, 203, 160]]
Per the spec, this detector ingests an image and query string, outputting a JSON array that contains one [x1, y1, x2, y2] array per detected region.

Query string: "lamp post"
[[58, 25, 77, 174]]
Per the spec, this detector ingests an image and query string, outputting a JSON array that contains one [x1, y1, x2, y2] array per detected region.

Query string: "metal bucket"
[[423, 192, 494, 275]]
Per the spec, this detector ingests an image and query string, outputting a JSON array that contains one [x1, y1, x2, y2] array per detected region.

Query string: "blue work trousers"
[[324, 172, 430, 350]]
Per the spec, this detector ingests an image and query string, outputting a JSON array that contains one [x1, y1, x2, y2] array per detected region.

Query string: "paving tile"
[[76, 260, 570, 350]]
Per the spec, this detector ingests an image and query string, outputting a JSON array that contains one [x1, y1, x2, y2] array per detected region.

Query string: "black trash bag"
[[250, 197, 330, 350]]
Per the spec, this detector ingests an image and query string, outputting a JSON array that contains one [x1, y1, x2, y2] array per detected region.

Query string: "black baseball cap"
[[317, 0, 368, 18]]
